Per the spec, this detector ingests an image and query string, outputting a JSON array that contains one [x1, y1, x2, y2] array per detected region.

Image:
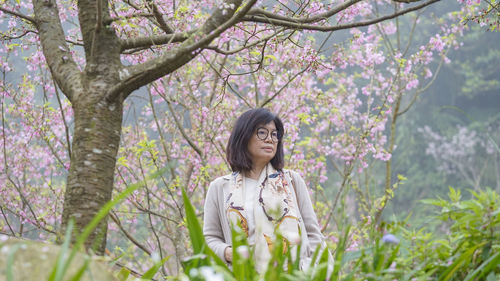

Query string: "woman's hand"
[[224, 246, 232, 263]]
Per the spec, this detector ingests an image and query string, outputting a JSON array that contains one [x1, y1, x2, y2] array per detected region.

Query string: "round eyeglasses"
[[256, 127, 280, 142]]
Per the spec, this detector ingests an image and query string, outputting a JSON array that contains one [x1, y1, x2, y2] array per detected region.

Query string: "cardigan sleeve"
[[203, 179, 231, 262], [290, 170, 324, 251]]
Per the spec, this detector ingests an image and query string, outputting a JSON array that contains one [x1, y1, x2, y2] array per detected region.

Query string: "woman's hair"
[[226, 108, 285, 172]]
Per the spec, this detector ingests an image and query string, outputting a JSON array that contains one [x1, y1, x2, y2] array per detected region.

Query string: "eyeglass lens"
[[256, 127, 279, 142]]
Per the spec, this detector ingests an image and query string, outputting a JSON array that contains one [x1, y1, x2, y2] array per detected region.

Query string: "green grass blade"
[[487, 134, 500, 154], [463, 251, 500, 281], [182, 186, 205, 254], [383, 244, 400, 270], [142, 256, 170, 279], [48, 220, 74, 281], [331, 225, 350, 281], [438, 242, 485, 281], [69, 258, 90, 281], [312, 247, 330, 281], [181, 186, 230, 271]]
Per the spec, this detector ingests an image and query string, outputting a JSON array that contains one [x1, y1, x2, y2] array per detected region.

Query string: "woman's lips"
[[262, 147, 273, 152]]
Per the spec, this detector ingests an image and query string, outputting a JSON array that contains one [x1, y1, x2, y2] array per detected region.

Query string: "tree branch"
[[120, 32, 193, 51], [243, 0, 440, 32], [109, 211, 152, 256], [145, 0, 174, 34], [106, 0, 257, 103], [32, 0, 83, 102], [247, 0, 362, 24], [166, 99, 204, 158], [0, 6, 37, 25], [260, 65, 310, 107], [205, 27, 286, 55]]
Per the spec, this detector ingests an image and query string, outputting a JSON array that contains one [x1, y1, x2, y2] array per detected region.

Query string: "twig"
[[0, 7, 36, 25], [109, 211, 152, 256], [243, 0, 441, 32]]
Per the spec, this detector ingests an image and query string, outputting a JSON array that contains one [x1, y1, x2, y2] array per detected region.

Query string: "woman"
[[203, 108, 324, 272]]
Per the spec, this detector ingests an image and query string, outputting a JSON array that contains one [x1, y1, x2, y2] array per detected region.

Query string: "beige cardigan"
[[202, 169, 324, 263]]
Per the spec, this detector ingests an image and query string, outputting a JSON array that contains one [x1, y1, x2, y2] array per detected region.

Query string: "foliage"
[[0, 0, 493, 276], [2, 174, 499, 280], [174, 186, 500, 281]]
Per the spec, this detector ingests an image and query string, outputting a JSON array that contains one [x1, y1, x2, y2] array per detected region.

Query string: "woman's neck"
[[246, 162, 267, 180]]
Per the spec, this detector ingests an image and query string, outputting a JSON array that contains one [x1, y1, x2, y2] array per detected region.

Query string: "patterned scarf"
[[224, 163, 301, 272]]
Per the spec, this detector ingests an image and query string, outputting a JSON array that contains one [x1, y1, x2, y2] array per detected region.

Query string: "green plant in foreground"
[[3, 176, 499, 281]]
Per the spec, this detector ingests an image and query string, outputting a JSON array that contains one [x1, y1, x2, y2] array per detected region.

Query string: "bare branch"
[[205, 27, 286, 55], [0, 207, 16, 236], [0, 30, 38, 40], [397, 50, 447, 116], [260, 66, 310, 107], [243, 0, 440, 32], [166, 99, 204, 158], [109, 211, 152, 256]]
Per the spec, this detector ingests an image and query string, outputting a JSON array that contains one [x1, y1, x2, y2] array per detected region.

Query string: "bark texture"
[[62, 97, 123, 254]]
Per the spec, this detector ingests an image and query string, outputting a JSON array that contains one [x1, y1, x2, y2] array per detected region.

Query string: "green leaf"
[[181, 186, 229, 271], [48, 220, 74, 281], [331, 225, 350, 281], [116, 267, 130, 281], [264, 54, 277, 61], [438, 242, 485, 281], [463, 251, 500, 281], [142, 256, 170, 279], [312, 247, 330, 281], [182, 187, 204, 254], [420, 198, 445, 207], [69, 258, 90, 281], [448, 187, 461, 202], [397, 174, 408, 181]]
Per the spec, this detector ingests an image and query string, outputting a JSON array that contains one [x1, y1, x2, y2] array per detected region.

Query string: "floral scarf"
[[224, 163, 301, 272]]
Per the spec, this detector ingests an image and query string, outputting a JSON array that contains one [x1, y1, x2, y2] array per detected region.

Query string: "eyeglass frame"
[[255, 127, 281, 143]]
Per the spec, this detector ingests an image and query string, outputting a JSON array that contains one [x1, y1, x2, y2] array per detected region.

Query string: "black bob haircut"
[[226, 108, 285, 173]]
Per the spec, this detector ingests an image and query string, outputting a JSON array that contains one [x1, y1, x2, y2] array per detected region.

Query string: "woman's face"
[[247, 121, 278, 166]]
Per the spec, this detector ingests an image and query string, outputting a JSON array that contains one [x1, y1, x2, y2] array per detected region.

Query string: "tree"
[[0, 0, 477, 271]]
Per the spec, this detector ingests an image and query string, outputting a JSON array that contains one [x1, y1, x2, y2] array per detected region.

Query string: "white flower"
[[284, 231, 301, 245], [151, 251, 160, 263], [236, 245, 249, 259], [199, 266, 224, 281]]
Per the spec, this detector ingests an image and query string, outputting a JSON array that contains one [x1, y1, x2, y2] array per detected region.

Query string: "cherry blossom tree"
[[0, 0, 483, 274]]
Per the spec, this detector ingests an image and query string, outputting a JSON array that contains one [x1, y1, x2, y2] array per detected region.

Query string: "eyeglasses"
[[256, 127, 280, 143]]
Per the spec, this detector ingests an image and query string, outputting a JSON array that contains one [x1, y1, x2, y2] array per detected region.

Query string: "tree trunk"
[[61, 94, 123, 254]]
